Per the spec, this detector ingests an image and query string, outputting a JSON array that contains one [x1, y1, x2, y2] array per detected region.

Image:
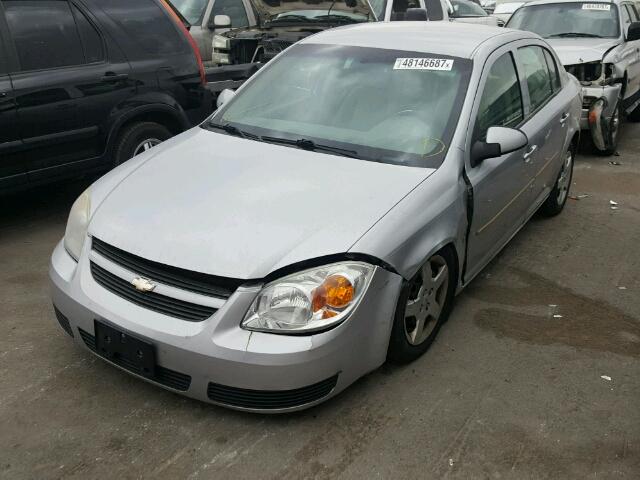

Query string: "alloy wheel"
[[404, 255, 449, 346], [133, 138, 162, 156], [556, 148, 573, 204]]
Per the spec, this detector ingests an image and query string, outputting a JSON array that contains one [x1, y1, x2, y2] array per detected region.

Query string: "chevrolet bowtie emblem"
[[131, 277, 156, 292]]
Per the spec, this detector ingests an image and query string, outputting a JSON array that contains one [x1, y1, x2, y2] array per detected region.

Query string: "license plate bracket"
[[94, 320, 156, 379]]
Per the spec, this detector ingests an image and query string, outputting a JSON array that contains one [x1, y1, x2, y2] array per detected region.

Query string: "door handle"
[[560, 113, 570, 124], [523, 145, 537, 162], [101, 72, 129, 82]]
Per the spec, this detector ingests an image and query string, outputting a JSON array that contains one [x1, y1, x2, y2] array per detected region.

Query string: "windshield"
[[209, 44, 472, 168], [272, 9, 369, 23], [507, 2, 620, 38], [171, 0, 208, 25]]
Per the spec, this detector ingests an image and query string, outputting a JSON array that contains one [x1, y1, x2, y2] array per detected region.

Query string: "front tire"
[[112, 121, 172, 166], [596, 102, 620, 156], [387, 248, 456, 363], [539, 144, 574, 217]]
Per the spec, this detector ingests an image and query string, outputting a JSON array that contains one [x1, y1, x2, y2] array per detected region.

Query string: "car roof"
[[524, 0, 623, 6], [300, 22, 536, 59]]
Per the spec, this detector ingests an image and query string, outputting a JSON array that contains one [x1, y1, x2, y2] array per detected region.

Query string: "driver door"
[[464, 47, 534, 279]]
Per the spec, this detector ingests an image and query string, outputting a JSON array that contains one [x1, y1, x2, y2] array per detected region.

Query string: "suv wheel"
[[113, 122, 172, 166], [596, 102, 620, 156]]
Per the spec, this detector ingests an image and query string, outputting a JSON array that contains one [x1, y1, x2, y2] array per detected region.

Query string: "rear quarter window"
[[101, 0, 188, 56]]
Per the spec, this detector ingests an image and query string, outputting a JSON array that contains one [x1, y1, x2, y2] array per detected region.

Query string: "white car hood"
[[89, 128, 433, 279], [545, 38, 620, 65]]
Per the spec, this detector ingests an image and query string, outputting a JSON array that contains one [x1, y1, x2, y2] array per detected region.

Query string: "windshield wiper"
[[261, 136, 360, 158], [312, 14, 361, 23], [208, 122, 254, 139], [547, 32, 604, 38], [267, 14, 315, 24]]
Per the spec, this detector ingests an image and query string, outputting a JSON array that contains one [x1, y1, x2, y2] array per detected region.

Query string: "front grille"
[[207, 375, 339, 410], [53, 306, 73, 337], [78, 328, 191, 391], [92, 238, 243, 299], [90, 262, 217, 322]]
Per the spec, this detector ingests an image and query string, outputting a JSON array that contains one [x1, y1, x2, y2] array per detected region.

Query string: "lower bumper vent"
[[53, 306, 74, 337], [78, 328, 191, 391], [207, 374, 339, 410]]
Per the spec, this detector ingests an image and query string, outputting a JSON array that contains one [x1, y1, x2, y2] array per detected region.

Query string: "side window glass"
[[622, 4, 632, 24], [631, 4, 640, 20], [212, 0, 249, 28], [72, 5, 104, 64], [474, 52, 524, 141], [391, 0, 421, 20], [543, 48, 561, 92], [102, 0, 188, 55], [4, 0, 84, 71], [518, 45, 554, 112]]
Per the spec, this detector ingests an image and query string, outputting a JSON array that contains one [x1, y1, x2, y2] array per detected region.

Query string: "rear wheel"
[[112, 121, 172, 166], [387, 248, 456, 363], [539, 145, 574, 217]]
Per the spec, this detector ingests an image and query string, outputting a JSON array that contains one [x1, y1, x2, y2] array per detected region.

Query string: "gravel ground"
[[1, 125, 639, 479]]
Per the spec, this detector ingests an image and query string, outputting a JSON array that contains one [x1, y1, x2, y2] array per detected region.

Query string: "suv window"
[[518, 45, 554, 112], [474, 52, 524, 141], [4, 0, 84, 71], [101, 0, 188, 56], [543, 48, 561, 92], [622, 4, 634, 24], [72, 5, 104, 64], [451, 0, 488, 17], [212, 0, 249, 28]]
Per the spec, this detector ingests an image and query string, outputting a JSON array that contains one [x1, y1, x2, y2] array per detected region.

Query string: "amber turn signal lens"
[[312, 274, 354, 314]]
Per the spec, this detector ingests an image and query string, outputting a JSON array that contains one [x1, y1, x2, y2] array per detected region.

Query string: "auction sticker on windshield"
[[394, 58, 454, 71], [582, 3, 610, 10]]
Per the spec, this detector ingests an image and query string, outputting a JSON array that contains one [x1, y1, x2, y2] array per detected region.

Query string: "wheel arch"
[[105, 105, 190, 158]]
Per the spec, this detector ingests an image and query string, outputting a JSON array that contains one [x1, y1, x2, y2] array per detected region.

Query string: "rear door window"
[[474, 52, 524, 141], [517, 45, 554, 112], [542, 48, 561, 92], [100, 0, 188, 55], [4, 0, 84, 71], [71, 5, 104, 64]]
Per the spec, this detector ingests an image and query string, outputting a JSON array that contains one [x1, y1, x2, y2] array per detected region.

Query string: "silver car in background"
[[50, 23, 581, 412], [508, 0, 640, 154]]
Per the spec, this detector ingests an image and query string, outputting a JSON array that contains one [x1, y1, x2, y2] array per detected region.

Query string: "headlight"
[[63, 189, 91, 261], [242, 262, 375, 333], [213, 34, 230, 50]]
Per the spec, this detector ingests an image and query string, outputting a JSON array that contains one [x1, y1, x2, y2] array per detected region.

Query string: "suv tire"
[[113, 122, 172, 166]]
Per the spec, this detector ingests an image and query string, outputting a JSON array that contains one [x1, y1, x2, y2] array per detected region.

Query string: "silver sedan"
[[50, 22, 582, 412]]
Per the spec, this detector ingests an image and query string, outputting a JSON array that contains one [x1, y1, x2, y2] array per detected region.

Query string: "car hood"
[[89, 129, 433, 279], [545, 38, 620, 65], [252, 0, 375, 22]]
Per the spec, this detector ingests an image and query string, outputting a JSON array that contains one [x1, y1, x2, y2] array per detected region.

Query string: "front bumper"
[[580, 84, 621, 130], [49, 240, 402, 413]]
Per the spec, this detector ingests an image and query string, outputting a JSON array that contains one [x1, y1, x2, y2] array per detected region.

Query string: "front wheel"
[[387, 248, 456, 363], [595, 102, 620, 156], [539, 145, 574, 217]]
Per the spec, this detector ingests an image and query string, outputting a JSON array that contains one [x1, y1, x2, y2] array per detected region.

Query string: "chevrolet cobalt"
[[50, 23, 581, 412]]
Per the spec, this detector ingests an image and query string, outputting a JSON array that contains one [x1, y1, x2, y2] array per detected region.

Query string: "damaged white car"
[[508, 0, 640, 154]]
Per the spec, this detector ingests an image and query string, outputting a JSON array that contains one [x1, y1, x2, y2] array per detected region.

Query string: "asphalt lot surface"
[[1, 125, 639, 479]]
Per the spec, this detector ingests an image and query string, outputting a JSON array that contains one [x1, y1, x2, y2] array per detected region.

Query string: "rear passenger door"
[[4, 0, 132, 182], [465, 48, 532, 275], [515, 44, 567, 210], [0, 3, 25, 189]]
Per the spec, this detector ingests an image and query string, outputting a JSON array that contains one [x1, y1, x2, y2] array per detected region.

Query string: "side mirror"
[[210, 14, 231, 29], [627, 22, 640, 41], [470, 126, 528, 167], [216, 88, 236, 108]]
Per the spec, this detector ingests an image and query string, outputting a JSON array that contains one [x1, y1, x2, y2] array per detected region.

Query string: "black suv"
[[0, 0, 211, 192]]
